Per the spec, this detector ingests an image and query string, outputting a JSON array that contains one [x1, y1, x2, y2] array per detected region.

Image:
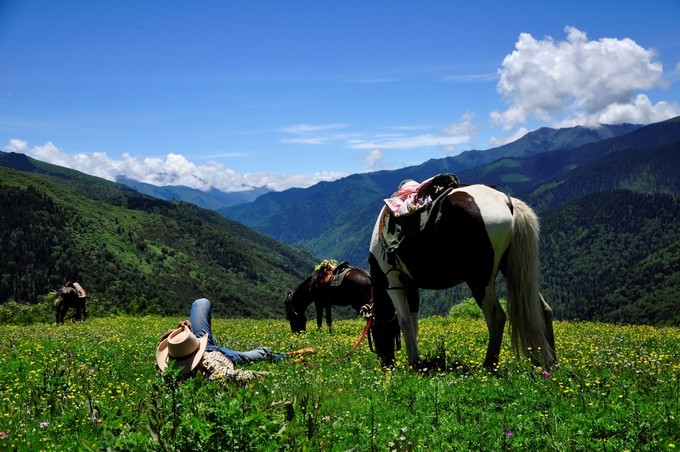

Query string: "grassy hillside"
[[0, 165, 318, 317], [0, 315, 677, 449]]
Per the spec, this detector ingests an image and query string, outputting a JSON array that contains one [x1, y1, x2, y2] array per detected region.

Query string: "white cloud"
[[279, 123, 348, 135], [491, 26, 679, 130], [279, 120, 476, 169], [361, 149, 384, 171], [279, 123, 355, 145], [439, 73, 498, 83], [443, 112, 477, 152], [4, 140, 343, 192], [349, 133, 469, 150], [595, 94, 680, 126], [6, 138, 28, 152]]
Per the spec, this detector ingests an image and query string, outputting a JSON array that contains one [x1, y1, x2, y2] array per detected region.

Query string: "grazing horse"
[[369, 183, 557, 370], [284, 265, 372, 332], [54, 286, 86, 323]]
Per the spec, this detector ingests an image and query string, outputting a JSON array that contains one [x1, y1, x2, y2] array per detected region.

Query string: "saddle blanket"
[[73, 282, 87, 298], [384, 173, 460, 217]]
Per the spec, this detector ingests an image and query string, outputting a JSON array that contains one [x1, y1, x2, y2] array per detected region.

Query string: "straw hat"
[[156, 325, 209, 376]]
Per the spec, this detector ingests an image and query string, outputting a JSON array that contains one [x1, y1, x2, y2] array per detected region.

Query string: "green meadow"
[[0, 312, 678, 450]]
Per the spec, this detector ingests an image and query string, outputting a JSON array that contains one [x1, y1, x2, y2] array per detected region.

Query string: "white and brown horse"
[[368, 183, 556, 370]]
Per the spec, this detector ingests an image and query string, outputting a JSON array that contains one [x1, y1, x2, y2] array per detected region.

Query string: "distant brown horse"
[[54, 286, 86, 323], [284, 265, 372, 332]]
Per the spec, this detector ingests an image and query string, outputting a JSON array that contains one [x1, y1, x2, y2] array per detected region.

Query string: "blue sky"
[[2, 1, 679, 191]]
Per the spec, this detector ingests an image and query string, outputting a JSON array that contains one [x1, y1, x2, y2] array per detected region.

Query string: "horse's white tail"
[[505, 198, 555, 366]]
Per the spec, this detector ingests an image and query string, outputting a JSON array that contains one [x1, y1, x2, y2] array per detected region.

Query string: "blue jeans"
[[189, 298, 287, 364]]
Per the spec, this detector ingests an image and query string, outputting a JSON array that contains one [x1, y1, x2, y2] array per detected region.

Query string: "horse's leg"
[[325, 304, 332, 332], [386, 272, 420, 366], [315, 300, 323, 329], [540, 293, 557, 365], [472, 281, 506, 371]]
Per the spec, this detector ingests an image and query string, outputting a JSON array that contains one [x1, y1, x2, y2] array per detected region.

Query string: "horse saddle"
[[322, 261, 351, 287], [379, 173, 461, 255]]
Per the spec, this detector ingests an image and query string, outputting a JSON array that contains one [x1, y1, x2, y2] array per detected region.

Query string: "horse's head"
[[284, 290, 307, 333], [54, 289, 65, 307]]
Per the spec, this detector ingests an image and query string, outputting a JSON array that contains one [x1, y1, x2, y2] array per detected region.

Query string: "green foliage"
[[0, 316, 677, 450], [448, 298, 508, 320], [0, 165, 318, 318], [540, 190, 679, 325], [314, 259, 337, 272]]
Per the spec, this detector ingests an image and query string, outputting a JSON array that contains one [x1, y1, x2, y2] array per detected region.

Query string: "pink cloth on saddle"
[[384, 177, 435, 217]]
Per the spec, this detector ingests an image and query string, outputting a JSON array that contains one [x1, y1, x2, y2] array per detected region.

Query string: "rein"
[[333, 316, 373, 363], [333, 294, 376, 363]]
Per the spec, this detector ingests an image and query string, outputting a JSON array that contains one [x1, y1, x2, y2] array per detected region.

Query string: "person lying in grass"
[[156, 297, 315, 381]]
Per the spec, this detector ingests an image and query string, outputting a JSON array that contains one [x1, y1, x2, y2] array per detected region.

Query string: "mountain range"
[[1, 117, 678, 325], [117, 176, 272, 210], [218, 117, 679, 325]]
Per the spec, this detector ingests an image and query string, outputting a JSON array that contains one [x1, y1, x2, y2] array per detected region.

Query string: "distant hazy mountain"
[[117, 177, 272, 210]]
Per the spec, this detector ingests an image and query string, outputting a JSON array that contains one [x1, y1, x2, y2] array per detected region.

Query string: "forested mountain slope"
[[0, 162, 318, 317], [540, 190, 679, 325]]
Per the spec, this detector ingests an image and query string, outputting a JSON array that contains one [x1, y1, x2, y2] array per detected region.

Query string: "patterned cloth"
[[199, 350, 268, 382], [383, 173, 461, 217], [384, 178, 432, 217]]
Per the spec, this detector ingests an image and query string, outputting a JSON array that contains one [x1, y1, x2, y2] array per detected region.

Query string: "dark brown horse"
[[54, 286, 86, 323], [369, 183, 557, 370], [284, 265, 372, 332]]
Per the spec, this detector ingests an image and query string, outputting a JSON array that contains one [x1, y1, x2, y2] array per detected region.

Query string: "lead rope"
[[334, 294, 374, 363]]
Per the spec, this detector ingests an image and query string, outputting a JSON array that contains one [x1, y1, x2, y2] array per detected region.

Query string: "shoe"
[[288, 347, 316, 357]]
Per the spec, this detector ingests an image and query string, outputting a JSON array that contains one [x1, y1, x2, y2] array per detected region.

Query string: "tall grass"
[[0, 314, 677, 450]]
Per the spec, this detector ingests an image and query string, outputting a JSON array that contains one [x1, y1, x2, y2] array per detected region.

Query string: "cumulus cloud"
[[3, 140, 343, 192], [443, 112, 477, 151], [491, 26, 679, 130], [6, 138, 28, 152], [361, 149, 384, 171]]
